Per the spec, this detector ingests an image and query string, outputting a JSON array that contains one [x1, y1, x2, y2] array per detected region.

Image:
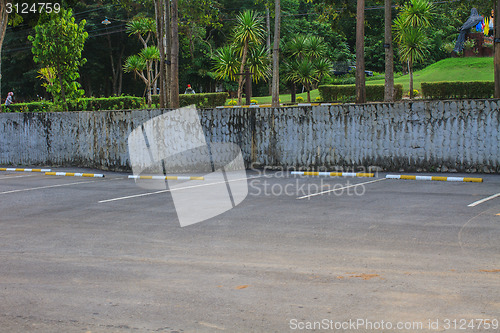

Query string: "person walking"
[[4, 92, 13, 109]]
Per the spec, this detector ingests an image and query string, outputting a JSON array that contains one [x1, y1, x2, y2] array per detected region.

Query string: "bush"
[[421, 81, 494, 99], [1, 101, 53, 113], [68, 96, 145, 111], [296, 96, 304, 102], [318, 84, 403, 102], [152, 92, 229, 108], [0, 96, 145, 113]]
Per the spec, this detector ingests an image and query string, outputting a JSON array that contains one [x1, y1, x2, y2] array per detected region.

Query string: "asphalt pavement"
[[0, 167, 499, 332]]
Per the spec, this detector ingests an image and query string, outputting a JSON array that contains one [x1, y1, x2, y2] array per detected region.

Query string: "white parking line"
[[467, 193, 500, 207], [0, 179, 100, 195], [0, 174, 35, 180], [99, 175, 263, 203], [296, 178, 386, 200]]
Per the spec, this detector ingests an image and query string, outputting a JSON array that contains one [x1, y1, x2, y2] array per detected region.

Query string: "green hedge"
[[152, 92, 229, 108], [421, 81, 494, 99], [318, 84, 403, 102], [1, 96, 145, 113]]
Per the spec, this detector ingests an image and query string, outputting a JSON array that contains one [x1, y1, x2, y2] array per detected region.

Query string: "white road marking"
[[0, 174, 34, 180], [0, 180, 100, 195], [467, 193, 500, 207], [99, 175, 264, 204], [296, 178, 386, 200]]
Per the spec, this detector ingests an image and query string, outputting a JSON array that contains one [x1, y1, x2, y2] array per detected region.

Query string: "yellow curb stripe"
[[45, 172, 105, 178], [386, 175, 483, 182], [1, 167, 51, 172], [291, 171, 374, 178]]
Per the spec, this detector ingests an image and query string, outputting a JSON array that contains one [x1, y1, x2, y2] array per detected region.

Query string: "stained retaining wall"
[[1, 99, 499, 173]]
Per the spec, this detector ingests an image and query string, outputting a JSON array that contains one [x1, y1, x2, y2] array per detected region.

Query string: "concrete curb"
[[45, 172, 105, 178], [1, 168, 52, 172], [291, 171, 375, 178], [386, 175, 483, 182], [128, 175, 204, 180]]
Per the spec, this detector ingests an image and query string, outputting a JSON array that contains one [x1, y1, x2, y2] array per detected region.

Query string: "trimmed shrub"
[[152, 92, 229, 108], [1, 96, 145, 113], [1, 101, 53, 113], [68, 96, 145, 111], [318, 84, 403, 102], [421, 81, 494, 99]]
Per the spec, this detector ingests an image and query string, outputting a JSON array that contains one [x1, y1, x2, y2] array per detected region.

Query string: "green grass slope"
[[248, 57, 494, 104], [367, 57, 494, 92]]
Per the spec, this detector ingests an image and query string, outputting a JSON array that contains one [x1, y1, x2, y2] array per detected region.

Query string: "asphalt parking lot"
[[0, 167, 499, 332]]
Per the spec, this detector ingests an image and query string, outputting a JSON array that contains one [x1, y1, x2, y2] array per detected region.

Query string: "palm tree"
[[286, 59, 318, 103], [126, 17, 156, 49], [393, 0, 434, 99], [213, 45, 240, 82], [283, 35, 332, 102], [233, 10, 266, 105], [124, 46, 160, 107]]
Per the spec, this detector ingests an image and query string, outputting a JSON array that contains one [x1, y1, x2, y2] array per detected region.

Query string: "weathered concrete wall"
[[1, 100, 499, 173]]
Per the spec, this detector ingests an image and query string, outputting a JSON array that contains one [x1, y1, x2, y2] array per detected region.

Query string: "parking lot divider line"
[[1, 168, 52, 172], [99, 175, 264, 204], [128, 175, 205, 180], [467, 193, 500, 207], [296, 178, 386, 200], [386, 175, 483, 182], [0, 180, 100, 195]]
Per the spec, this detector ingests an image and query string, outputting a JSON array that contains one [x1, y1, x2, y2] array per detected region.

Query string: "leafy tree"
[[29, 8, 88, 110]]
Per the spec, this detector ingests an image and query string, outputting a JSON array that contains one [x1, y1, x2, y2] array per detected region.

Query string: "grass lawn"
[[242, 57, 493, 104]]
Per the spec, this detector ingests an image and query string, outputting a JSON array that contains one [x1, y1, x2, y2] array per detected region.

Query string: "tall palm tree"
[[393, 0, 434, 99], [233, 10, 266, 105]]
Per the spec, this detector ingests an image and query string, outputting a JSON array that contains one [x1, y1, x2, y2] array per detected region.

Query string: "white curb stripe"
[[45, 172, 105, 178], [385, 175, 482, 182], [0, 168, 52, 172], [291, 171, 374, 178]]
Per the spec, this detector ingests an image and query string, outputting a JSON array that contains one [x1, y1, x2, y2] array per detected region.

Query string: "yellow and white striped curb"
[[291, 171, 375, 178], [128, 175, 204, 180], [1, 167, 52, 172], [45, 172, 105, 178], [386, 175, 482, 182]]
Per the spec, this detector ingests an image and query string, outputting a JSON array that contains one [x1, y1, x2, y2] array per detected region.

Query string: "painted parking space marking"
[[296, 178, 386, 200], [0, 179, 101, 195], [386, 174, 483, 182], [0, 174, 35, 180], [128, 175, 204, 180], [99, 175, 263, 204], [468, 193, 500, 207]]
